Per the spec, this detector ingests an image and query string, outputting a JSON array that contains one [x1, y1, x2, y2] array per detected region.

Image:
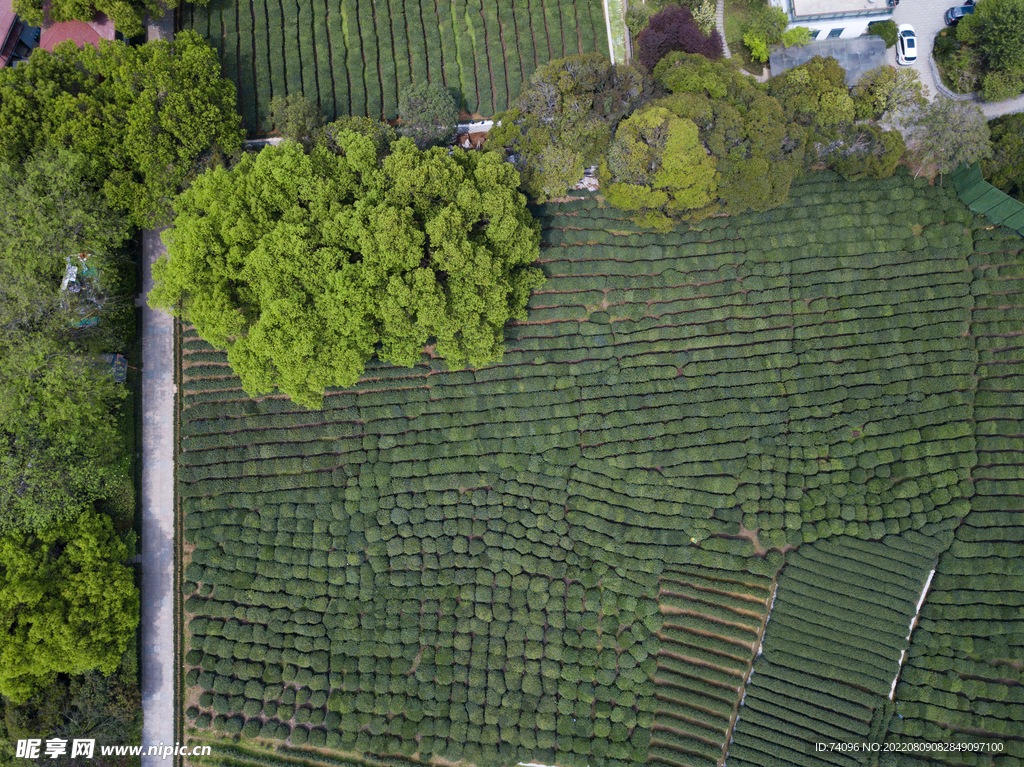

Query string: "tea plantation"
[[178, 170, 1024, 767], [182, 0, 610, 131]]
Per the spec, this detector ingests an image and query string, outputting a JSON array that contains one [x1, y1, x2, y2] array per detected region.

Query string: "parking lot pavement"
[[890, 0, 956, 99]]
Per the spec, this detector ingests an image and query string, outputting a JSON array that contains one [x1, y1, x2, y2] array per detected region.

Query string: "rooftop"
[[769, 37, 887, 85], [38, 1, 114, 52], [0, 0, 18, 65], [791, 0, 891, 19]]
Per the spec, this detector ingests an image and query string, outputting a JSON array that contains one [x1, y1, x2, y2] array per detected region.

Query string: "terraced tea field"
[[182, 0, 610, 132], [886, 224, 1024, 766], [177, 171, 1024, 766]]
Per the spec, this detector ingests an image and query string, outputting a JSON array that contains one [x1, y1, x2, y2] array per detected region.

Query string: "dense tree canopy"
[[957, 0, 1024, 74], [0, 150, 129, 533], [0, 333, 125, 533], [150, 136, 544, 408], [0, 510, 139, 703], [398, 82, 459, 149], [912, 98, 992, 175], [983, 114, 1024, 201], [0, 32, 244, 227], [486, 53, 652, 200], [646, 53, 806, 218], [599, 106, 718, 229], [768, 56, 855, 128], [766, 57, 907, 178]]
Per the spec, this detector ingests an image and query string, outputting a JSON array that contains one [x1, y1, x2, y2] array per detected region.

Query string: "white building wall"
[[794, 14, 891, 36], [770, 0, 890, 38]]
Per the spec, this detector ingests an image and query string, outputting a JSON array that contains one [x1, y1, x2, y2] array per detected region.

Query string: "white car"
[[896, 24, 917, 65]]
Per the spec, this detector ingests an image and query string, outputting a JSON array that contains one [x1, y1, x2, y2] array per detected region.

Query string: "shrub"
[[983, 113, 1024, 199], [781, 26, 814, 47], [742, 6, 790, 63], [637, 6, 724, 72], [982, 68, 1024, 101], [934, 30, 958, 59], [868, 20, 899, 48]]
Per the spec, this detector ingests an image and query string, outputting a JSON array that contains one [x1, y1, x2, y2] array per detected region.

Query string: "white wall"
[[769, 0, 890, 39], [795, 14, 891, 37]]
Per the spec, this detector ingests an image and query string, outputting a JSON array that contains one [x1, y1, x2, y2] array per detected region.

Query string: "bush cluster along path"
[[182, 0, 610, 130], [174, 171, 1024, 766]]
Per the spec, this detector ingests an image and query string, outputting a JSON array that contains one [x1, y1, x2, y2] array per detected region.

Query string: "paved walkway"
[[716, 0, 732, 58], [982, 95, 1024, 119], [141, 11, 176, 764], [889, 0, 949, 99], [140, 227, 175, 763], [876, 0, 1024, 116]]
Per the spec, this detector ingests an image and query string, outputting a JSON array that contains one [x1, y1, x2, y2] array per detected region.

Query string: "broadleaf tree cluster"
[[0, 149, 131, 534], [150, 135, 545, 409], [600, 54, 805, 226], [485, 53, 653, 200], [768, 56, 909, 180], [0, 32, 244, 227], [0, 510, 139, 703], [956, 0, 1024, 100]]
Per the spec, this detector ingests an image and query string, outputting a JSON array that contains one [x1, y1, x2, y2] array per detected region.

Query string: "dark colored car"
[[944, 3, 975, 24]]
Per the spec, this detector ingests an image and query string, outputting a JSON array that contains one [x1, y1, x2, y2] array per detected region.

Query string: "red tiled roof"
[[40, 19, 102, 51], [0, 0, 18, 64], [38, 1, 115, 53]]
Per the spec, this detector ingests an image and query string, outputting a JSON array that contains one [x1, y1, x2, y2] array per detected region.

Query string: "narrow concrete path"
[[716, 0, 732, 58], [140, 228, 175, 763], [981, 94, 1024, 119], [141, 11, 176, 762]]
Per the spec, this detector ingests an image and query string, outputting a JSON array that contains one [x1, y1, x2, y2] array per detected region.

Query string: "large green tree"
[[0, 150, 130, 533], [852, 64, 928, 123], [0, 32, 243, 227], [486, 53, 652, 200], [957, 0, 1024, 73], [0, 510, 139, 703], [398, 81, 459, 149], [150, 136, 545, 408], [912, 98, 992, 175], [0, 333, 124, 533], [599, 105, 718, 229], [768, 55, 855, 128], [649, 53, 806, 217]]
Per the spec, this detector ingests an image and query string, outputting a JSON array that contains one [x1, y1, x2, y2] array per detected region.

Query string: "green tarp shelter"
[[950, 162, 1024, 237]]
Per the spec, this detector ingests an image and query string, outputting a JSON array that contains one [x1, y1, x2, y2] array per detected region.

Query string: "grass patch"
[[723, 0, 761, 72], [606, 0, 628, 64]]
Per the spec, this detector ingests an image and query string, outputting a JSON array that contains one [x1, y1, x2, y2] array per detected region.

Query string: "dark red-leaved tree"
[[637, 6, 724, 72]]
